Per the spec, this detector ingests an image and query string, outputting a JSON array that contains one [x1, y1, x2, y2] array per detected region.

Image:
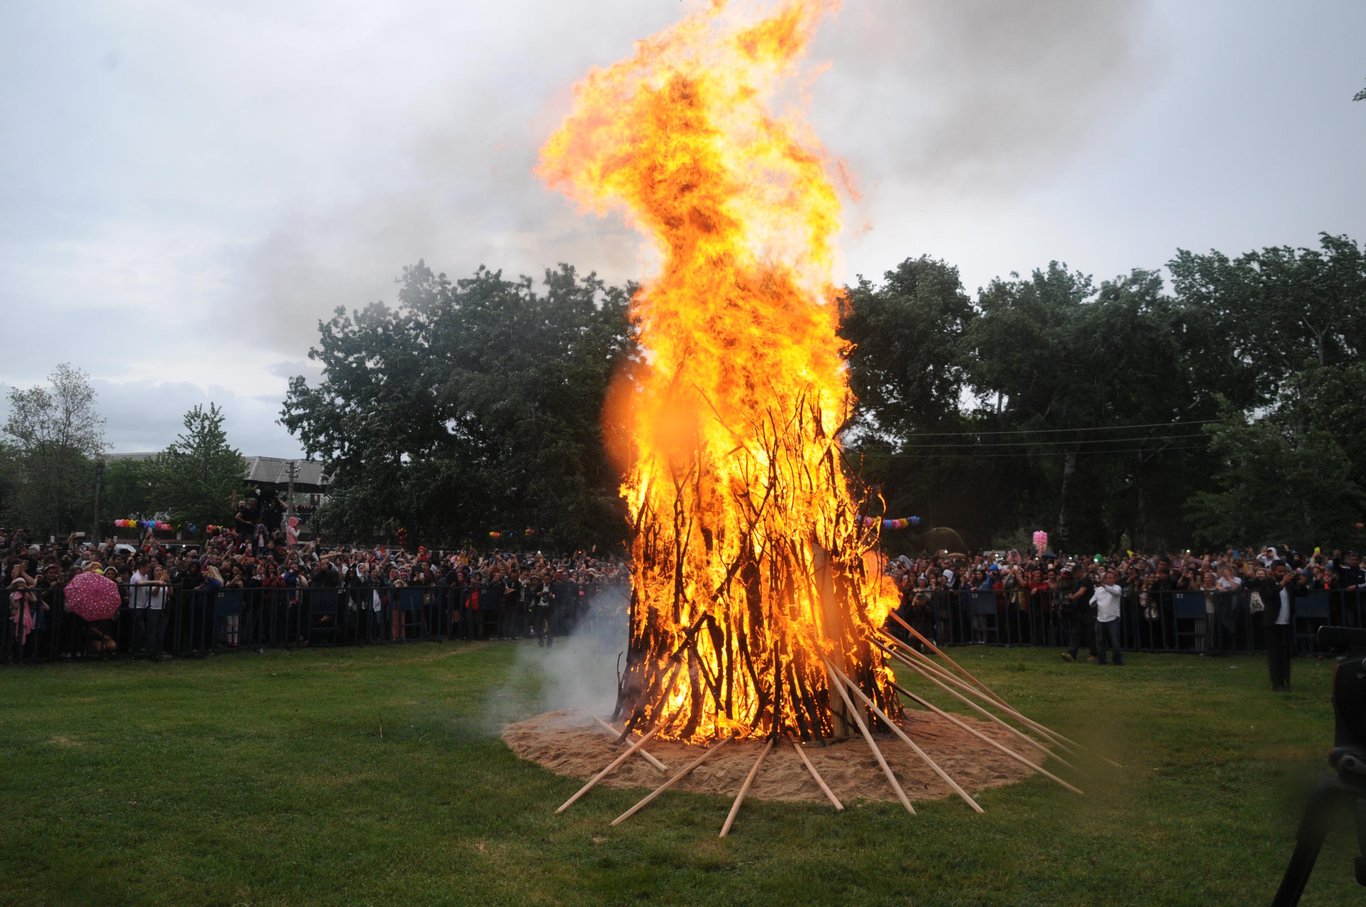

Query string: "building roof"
[[243, 457, 329, 493]]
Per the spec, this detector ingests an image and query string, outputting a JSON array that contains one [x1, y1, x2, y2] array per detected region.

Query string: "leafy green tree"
[[101, 457, 158, 528], [0, 440, 20, 528], [952, 263, 1108, 550], [1187, 410, 1364, 549], [282, 262, 637, 549], [2, 363, 105, 535], [148, 404, 246, 527], [841, 256, 975, 440], [1168, 234, 1365, 404], [1172, 234, 1366, 548]]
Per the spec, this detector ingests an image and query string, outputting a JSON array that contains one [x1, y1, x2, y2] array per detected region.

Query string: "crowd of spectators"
[[7, 516, 1365, 665], [3, 519, 630, 662], [884, 544, 1366, 655]]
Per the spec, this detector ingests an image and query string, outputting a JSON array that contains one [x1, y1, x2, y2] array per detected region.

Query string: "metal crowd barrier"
[[3, 580, 631, 664], [887, 587, 1365, 656], [6, 581, 1361, 665]]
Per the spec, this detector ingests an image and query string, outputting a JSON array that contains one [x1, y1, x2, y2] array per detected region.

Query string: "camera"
[[1273, 626, 1366, 904], [1319, 626, 1366, 784]]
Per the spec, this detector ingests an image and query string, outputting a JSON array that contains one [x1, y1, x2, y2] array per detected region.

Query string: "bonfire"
[[520, 0, 1084, 833]]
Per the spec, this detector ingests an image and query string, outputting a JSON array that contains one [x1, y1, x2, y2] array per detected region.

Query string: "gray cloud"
[[2, 0, 1363, 455]]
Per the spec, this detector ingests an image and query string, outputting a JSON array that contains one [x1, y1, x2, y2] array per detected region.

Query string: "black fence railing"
[[6, 582, 1360, 665], [886, 587, 1364, 657], [3, 582, 632, 664]]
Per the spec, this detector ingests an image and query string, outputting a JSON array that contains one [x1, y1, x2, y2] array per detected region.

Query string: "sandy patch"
[[502, 707, 1044, 805]]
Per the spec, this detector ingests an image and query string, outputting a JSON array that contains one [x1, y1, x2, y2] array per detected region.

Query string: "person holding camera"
[[531, 576, 556, 648], [1257, 561, 1305, 692], [1058, 566, 1097, 662], [1092, 569, 1125, 666]]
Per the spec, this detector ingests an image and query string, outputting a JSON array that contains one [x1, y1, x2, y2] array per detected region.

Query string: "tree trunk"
[[1057, 449, 1077, 551]]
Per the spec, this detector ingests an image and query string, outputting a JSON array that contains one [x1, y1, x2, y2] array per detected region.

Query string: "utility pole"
[[286, 460, 298, 548]]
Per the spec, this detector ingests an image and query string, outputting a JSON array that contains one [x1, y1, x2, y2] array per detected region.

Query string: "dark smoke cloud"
[[814, 0, 1161, 199], [242, 0, 1161, 356]]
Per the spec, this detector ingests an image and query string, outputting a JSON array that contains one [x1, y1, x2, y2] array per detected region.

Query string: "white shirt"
[[130, 570, 150, 609], [1276, 586, 1292, 626], [1092, 583, 1123, 622]]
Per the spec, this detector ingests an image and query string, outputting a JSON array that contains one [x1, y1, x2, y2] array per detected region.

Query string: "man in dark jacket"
[[1256, 561, 1305, 692], [1336, 551, 1364, 626]]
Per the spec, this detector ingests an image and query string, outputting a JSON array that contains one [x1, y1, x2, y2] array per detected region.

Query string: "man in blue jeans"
[[1093, 570, 1124, 666]]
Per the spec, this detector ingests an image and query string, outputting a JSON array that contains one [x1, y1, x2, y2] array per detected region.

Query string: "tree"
[[1168, 234, 1366, 406], [147, 404, 246, 527], [1172, 235, 1366, 548], [2, 363, 105, 535], [840, 256, 976, 441], [1186, 409, 1364, 549], [282, 261, 637, 549], [0, 440, 20, 528], [101, 457, 158, 528]]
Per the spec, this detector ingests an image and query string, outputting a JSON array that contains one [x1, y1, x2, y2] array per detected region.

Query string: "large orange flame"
[[540, 0, 899, 742]]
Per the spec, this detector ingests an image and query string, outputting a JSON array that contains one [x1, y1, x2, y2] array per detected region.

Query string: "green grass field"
[[0, 640, 1359, 906]]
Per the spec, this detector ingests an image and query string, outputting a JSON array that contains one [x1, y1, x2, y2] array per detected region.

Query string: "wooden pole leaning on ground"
[[888, 612, 1004, 702], [719, 737, 774, 838], [895, 684, 1084, 796], [594, 717, 669, 773], [881, 636, 1122, 770], [823, 658, 916, 815], [876, 634, 1085, 761], [557, 724, 663, 814], [874, 639, 1063, 765], [611, 737, 732, 827], [880, 622, 1103, 764], [826, 660, 983, 814], [790, 739, 843, 811], [878, 629, 1077, 749]]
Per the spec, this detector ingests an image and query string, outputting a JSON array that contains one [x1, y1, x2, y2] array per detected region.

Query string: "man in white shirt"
[[129, 558, 152, 655], [1259, 561, 1303, 691], [1092, 570, 1124, 666]]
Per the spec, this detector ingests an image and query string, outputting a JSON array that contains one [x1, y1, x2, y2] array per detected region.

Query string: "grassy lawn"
[[0, 641, 1359, 906]]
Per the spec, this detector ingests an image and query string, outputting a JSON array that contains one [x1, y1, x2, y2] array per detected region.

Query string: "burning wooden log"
[[531, 0, 1092, 833]]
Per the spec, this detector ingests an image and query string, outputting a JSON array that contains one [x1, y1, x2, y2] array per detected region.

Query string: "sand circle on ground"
[[502, 707, 1045, 805]]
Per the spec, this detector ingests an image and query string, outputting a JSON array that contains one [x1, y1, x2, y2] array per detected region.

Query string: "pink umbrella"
[[65, 571, 122, 622]]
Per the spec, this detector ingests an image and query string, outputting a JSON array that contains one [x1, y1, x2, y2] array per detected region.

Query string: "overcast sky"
[[2, 0, 1363, 458]]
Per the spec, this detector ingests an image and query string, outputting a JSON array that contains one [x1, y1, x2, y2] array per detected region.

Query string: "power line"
[[900, 419, 1220, 438], [899, 433, 1211, 450], [874, 443, 1210, 459]]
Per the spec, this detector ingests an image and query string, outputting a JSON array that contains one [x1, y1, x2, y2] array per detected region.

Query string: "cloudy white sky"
[[2, 0, 1363, 457]]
